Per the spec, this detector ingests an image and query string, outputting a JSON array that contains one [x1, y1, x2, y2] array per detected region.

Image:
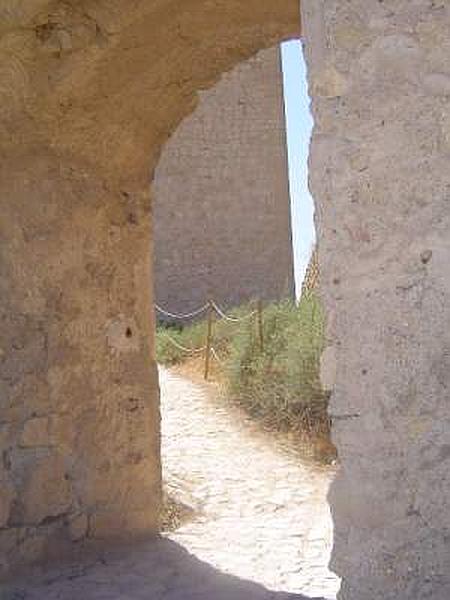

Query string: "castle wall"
[[153, 47, 295, 315]]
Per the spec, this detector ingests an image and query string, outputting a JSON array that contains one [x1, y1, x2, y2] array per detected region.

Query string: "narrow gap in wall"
[[281, 39, 316, 298]]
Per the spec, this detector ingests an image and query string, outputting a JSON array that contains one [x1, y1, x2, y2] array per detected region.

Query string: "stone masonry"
[[1, 1, 450, 599], [0, 0, 300, 578], [153, 47, 295, 315], [302, 2, 450, 598]]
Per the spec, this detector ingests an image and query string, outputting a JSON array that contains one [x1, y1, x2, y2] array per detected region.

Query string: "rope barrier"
[[156, 298, 264, 379], [210, 347, 224, 366], [155, 300, 256, 323], [160, 332, 206, 355], [211, 301, 257, 323], [155, 302, 210, 321]]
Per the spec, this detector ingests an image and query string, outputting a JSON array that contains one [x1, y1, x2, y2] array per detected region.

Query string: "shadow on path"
[[3, 537, 327, 600], [160, 367, 338, 598]]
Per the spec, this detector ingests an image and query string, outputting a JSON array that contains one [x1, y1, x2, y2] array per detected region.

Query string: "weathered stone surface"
[[302, 1, 450, 598], [20, 453, 72, 525], [0, 0, 299, 578], [89, 507, 159, 540], [68, 513, 88, 542], [320, 346, 337, 392], [311, 66, 348, 99], [20, 417, 49, 448], [0, 474, 15, 528], [49, 414, 76, 450]]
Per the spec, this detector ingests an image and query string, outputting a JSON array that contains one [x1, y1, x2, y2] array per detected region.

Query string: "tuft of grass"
[[156, 319, 207, 365], [159, 489, 197, 532]]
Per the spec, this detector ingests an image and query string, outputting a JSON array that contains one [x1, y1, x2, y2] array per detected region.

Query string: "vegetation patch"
[[159, 490, 197, 532], [156, 293, 335, 463]]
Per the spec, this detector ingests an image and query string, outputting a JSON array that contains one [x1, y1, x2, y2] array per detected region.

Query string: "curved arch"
[[2, 0, 300, 183], [0, 0, 300, 575]]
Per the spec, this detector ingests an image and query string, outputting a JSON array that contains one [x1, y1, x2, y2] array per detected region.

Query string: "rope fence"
[[155, 303, 210, 321], [211, 300, 257, 323], [159, 332, 207, 355], [210, 347, 224, 367], [155, 298, 264, 380]]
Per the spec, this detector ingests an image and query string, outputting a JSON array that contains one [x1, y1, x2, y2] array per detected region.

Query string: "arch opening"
[[152, 39, 339, 599], [0, 0, 304, 581], [2, 2, 449, 600]]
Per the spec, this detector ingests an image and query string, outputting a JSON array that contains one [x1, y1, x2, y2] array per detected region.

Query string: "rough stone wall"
[[153, 47, 294, 315], [302, 2, 450, 598], [0, 151, 161, 574], [0, 0, 300, 577]]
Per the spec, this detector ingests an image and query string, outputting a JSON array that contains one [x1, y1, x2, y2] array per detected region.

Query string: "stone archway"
[[0, 0, 300, 575], [1, 2, 450, 599]]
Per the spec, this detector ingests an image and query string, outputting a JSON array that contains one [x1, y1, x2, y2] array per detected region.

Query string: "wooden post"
[[257, 299, 264, 352], [204, 300, 214, 380]]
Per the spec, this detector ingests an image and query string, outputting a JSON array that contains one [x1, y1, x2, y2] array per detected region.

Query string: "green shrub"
[[225, 292, 328, 432], [155, 320, 207, 365], [155, 303, 254, 365], [155, 293, 331, 440]]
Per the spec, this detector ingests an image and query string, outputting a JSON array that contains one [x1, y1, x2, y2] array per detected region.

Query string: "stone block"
[[0, 477, 15, 528], [312, 66, 348, 98], [21, 454, 72, 525], [49, 414, 75, 449], [68, 513, 88, 541], [88, 508, 157, 540], [320, 345, 337, 392], [20, 417, 49, 447]]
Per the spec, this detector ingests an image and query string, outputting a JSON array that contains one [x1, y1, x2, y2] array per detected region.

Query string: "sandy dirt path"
[[161, 367, 340, 599], [3, 367, 339, 600]]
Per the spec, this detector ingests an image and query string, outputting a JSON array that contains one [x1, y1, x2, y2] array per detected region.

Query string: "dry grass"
[[156, 294, 337, 464], [159, 490, 197, 532]]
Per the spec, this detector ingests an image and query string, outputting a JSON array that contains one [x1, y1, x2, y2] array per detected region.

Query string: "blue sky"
[[280, 40, 315, 297]]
